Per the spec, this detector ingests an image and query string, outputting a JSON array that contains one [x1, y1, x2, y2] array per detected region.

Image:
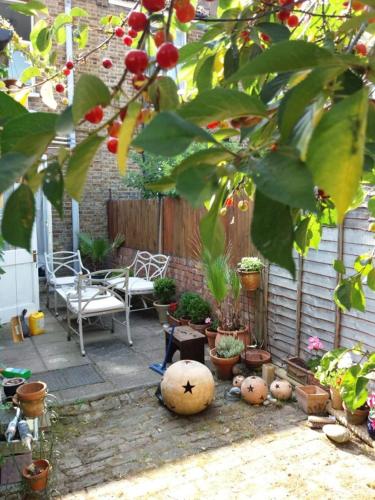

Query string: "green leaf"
[[43, 162, 64, 217], [250, 149, 316, 210], [306, 88, 368, 222], [1, 185, 35, 250], [75, 24, 89, 49], [196, 55, 214, 92], [0, 153, 34, 193], [176, 164, 217, 207], [179, 42, 204, 64], [0, 91, 28, 125], [200, 188, 226, 260], [40, 81, 57, 110], [148, 77, 179, 112], [117, 102, 141, 176], [338, 11, 375, 32], [30, 20, 48, 53], [367, 268, 375, 291], [53, 13, 72, 44], [65, 135, 104, 201], [179, 89, 267, 126], [351, 279, 366, 312], [132, 112, 216, 157], [2, 112, 57, 159], [334, 280, 352, 311], [70, 7, 88, 16], [254, 22, 290, 43], [260, 72, 292, 104], [368, 196, 375, 217], [251, 190, 295, 277], [10, 1, 48, 15], [333, 259, 346, 274], [19, 66, 41, 84], [72, 74, 111, 123], [56, 106, 74, 135], [228, 41, 343, 83], [341, 365, 369, 411], [279, 67, 342, 141], [294, 217, 310, 256], [224, 45, 239, 80], [36, 27, 52, 53]]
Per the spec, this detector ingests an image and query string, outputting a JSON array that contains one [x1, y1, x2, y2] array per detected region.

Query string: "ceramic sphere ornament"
[[241, 376, 268, 405], [233, 375, 245, 388], [161, 360, 215, 415], [270, 380, 293, 401]]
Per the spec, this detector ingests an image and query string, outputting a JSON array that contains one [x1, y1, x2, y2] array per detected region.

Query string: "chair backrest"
[[68, 268, 130, 314], [132, 251, 170, 280], [45, 250, 88, 282]]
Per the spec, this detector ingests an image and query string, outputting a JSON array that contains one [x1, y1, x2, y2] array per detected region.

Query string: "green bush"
[[154, 277, 176, 304], [175, 292, 201, 319], [216, 336, 244, 359], [188, 296, 211, 324]]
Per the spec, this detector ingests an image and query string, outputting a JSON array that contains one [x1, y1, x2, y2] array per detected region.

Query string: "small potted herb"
[[22, 459, 50, 492], [187, 295, 211, 334], [153, 277, 176, 324], [210, 336, 244, 380], [237, 257, 264, 292]]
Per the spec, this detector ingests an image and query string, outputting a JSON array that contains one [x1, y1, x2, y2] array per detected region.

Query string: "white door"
[[0, 188, 39, 324]]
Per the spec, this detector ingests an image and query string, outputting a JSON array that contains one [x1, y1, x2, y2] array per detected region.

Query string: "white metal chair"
[[44, 250, 90, 316], [108, 251, 170, 312], [66, 268, 131, 356]]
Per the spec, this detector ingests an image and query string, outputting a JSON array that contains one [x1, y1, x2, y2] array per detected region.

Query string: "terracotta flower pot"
[[205, 328, 217, 350], [343, 403, 369, 425], [241, 349, 271, 369], [22, 459, 50, 491], [215, 326, 249, 351], [238, 271, 261, 292], [16, 381, 47, 418], [210, 348, 240, 380], [167, 312, 181, 327], [179, 317, 190, 326], [330, 386, 343, 410], [295, 385, 329, 415]]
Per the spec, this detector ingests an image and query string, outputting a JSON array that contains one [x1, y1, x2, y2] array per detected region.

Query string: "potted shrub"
[[174, 291, 201, 325], [187, 295, 211, 334], [205, 317, 218, 350], [237, 256, 264, 292], [315, 348, 349, 410], [153, 277, 176, 324], [203, 253, 249, 350], [210, 336, 244, 380], [22, 459, 50, 492]]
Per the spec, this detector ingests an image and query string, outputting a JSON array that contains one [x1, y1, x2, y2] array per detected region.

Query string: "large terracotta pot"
[[330, 386, 343, 410], [343, 403, 369, 425], [210, 348, 240, 380], [205, 328, 217, 350], [238, 271, 261, 292], [16, 381, 47, 418], [22, 459, 50, 491], [215, 326, 249, 351]]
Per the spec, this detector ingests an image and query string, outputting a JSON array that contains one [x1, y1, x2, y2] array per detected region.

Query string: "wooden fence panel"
[[107, 199, 159, 252]]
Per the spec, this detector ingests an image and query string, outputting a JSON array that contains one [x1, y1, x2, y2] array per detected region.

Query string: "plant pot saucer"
[[241, 349, 271, 368]]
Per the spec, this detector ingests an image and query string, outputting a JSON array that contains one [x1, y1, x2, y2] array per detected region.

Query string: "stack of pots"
[[16, 381, 47, 418]]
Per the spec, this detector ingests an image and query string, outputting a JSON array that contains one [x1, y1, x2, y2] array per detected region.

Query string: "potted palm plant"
[[203, 252, 249, 350], [153, 277, 176, 324], [237, 257, 264, 292], [78, 232, 125, 272], [187, 295, 211, 334], [210, 336, 244, 380]]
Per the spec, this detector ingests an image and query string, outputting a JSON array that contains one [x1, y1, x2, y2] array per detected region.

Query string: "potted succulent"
[[367, 393, 375, 439], [22, 459, 50, 492], [153, 277, 176, 324], [203, 253, 249, 350], [174, 291, 201, 325], [237, 256, 264, 292], [210, 336, 244, 380], [315, 347, 349, 410], [187, 295, 212, 334], [205, 317, 219, 350]]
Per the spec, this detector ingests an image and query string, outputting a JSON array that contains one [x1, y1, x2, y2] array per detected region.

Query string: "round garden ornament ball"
[[233, 375, 245, 387], [270, 380, 293, 401], [241, 376, 268, 405], [161, 360, 215, 415]]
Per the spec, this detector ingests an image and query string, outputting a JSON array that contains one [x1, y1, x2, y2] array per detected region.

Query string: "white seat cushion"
[[50, 276, 76, 286], [68, 296, 124, 315], [109, 277, 154, 295]]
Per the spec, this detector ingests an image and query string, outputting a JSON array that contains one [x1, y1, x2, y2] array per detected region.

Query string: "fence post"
[[157, 196, 163, 253], [334, 223, 344, 348], [294, 254, 304, 356], [262, 263, 270, 349]]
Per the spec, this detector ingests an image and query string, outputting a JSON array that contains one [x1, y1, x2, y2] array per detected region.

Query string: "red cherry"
[[156, 43, 179, 69], [279, 0, 293, 5], [123, 36, 133, 46], [225, 197, 234, 208], [102, 58, 113, 69], [84, 106, 104, 124], [55, 83, 65, 93], [207, 120, 220, 129], [115, 27, 125, 37], [355, 43, 367, 56], [63, 68, 70, 76], [240, 31, 250, 42], [260, 32, 271, 42], [107, 121, 121, 138], [119, 107, 128, 121], [153, 30, 173, 47], [128, 11, 148, 32], [107, 138, 118, 154], [132, 74, 148, 90], [125, 49, 148, 74], [175, 3, 195, 23], [287, 15, 299, 27], [142, 0, 165, 12], [277, 10, 290, 22], [270, 143, 278, 152], [128, 28, 138, 39], [66, 61, 74, 70], [352, 1, 364, 11]]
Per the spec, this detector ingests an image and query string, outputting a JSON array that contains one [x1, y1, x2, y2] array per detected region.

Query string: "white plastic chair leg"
[[78, 316, 85, 356], [125, 309, 132, 346], [67, 308, 71, 341], [54, 288, 58, 316]]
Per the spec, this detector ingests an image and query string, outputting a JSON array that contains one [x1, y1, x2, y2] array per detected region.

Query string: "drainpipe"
[[65, 0, 80, 253]]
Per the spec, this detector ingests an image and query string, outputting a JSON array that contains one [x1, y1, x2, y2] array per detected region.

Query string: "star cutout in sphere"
[[248, 385, 254, 392], [183, 380, 195, 394]]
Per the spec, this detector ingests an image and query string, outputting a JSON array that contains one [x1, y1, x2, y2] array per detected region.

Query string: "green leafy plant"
[[78, 232, 124, 270], [153, 277, 176, 305], [187, 296, 211, 325], [315, 348, 349, 389], [216, 335, 244, 359], [175, 291, 201, 319], [237, 257, 264, 273]]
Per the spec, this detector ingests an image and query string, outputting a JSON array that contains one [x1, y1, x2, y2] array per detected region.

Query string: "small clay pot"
[[3, 377, 25, 398], [167, 312, 181, 327], [179, 317, 190, 326], [210, 348, 240, 380], [241, 349, 271, 369], [238, 271, 261, 292], [16, 381, 47, 418], [343, 403, 369, 425], [330, 386, 343, 411], [205, 328, 217, 350], [188, 321, 209, 335], [215, 326, 249, 350], [22, 459, 50, 491]]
